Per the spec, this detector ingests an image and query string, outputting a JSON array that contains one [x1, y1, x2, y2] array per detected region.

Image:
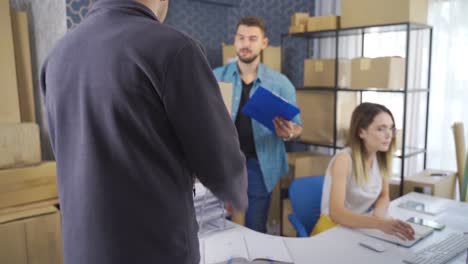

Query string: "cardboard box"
[[306, 15, 340, 32], [350, 57, 405, 90], [0, 162, 58, 210], [217, 82, 232, 115], [290, 12, 309, 26], [404, 170, 457, 199], [0, 206, 63, 264], [0, 123, 41, 169], [262, 46, 282, 72], [389, 170, 456, 200], [222, 43, 237, 65], [289, 24, 305, 34], [304, 59, 351, 87], [280, 151, 332, 195], [11, 11, 36, 123], [297, 90, 358, 145], [282, 199, 296, 237], [222, 44, 282, 72], [341, 0, 428, 28], [0, 0, 21, 123], [269, 152, 331, 232]]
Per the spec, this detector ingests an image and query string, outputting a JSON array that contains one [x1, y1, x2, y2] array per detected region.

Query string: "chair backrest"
[[452, 122, 466, 196], [463, 155, 468, 202], [288, 176, 325, 234]]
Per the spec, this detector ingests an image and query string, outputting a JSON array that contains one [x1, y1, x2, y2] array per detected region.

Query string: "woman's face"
[[359, 112, 395, 153]]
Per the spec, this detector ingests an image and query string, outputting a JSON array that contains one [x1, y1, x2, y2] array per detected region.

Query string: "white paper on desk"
[[397, 199, 449, 216], [204, 231, 249, 264], [244, 233, 293, 263], [436, 205, 468, 232]]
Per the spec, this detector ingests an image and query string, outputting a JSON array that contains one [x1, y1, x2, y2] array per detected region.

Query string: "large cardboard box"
[[281, 152, 332, 186], [304, 59, 351, 87], [0, 162, 58, 210], [289, 24, 305, 34], [341, 0, 428, 28], [11, 11, 36, 122], [217, 82, 232, 115], [0, 0, 21, 123], [282, 199, 296, 237], [350, 57, 405, 90], [389, 177, 402, 200], [0, 206, 63, 264], [389, 170, 456, 200], [297, 90, 357, 145], [222, 43, 237, 65], [262, 46, 282, 72], [404, 170, 457, 199], [0, 123, 41, 169], [290, 12, 309, 27], [222, 44, 282, 72], [306, 15, 340, 32]]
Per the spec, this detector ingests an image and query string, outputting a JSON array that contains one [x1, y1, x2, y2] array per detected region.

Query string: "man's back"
[[41, 1, 247, 263]]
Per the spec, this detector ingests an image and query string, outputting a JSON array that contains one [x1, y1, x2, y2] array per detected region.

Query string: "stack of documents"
[[194, 182, 227, 235]]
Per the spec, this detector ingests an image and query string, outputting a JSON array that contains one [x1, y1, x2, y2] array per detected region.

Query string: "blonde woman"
[[311, 103, 415, 241]]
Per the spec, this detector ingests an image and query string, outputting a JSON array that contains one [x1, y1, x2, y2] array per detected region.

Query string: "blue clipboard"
[[241, 86, 300, 133]]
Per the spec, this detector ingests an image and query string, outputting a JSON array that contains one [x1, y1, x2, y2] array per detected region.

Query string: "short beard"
[[237, 54, 259, 64]]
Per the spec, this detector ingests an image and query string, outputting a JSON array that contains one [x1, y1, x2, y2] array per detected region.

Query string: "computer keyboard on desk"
[[403, 233, 468, 264]]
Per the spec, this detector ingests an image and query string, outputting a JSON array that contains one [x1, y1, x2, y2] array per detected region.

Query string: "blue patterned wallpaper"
[[66, 0, 314, 84]]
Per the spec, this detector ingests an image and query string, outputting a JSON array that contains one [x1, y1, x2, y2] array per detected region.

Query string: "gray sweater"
[[41, 1, 247, 263]]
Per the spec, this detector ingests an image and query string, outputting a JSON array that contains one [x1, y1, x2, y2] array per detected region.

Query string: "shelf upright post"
[[361, 29, 365, 57], [423, 27, 433, 169], [333, 29, 339, 154], [400, 23, 411, 196]]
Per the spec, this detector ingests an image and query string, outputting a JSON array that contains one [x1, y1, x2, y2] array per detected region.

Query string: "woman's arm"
[[328, 155, 414, 240], [372, 177, 390, 218], [328, 153, 382, 229]]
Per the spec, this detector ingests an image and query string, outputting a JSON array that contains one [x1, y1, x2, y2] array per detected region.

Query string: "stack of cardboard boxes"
[[297, 0, 428, 147], [222, 43, 282, 72], [289, 12, 308, 33], [0, 1, 62, 263], [289, 13, 340, 33]]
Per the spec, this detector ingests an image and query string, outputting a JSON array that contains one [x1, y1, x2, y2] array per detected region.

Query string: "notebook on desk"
[[203, 230, 293, 264], [358, 222, 434, 248]]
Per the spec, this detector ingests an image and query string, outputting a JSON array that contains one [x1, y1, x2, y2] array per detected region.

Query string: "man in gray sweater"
[[41, 0, 247, 263]]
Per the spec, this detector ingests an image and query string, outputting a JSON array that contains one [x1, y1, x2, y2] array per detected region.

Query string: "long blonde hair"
[[346, 103, 396, 186]]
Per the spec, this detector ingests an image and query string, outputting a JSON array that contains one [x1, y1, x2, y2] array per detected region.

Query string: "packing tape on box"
[[360, 59, 371, 71], [315, 61, 324, 72]]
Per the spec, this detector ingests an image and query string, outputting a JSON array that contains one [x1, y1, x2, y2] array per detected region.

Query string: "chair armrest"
[[288, 213, 308, 237]]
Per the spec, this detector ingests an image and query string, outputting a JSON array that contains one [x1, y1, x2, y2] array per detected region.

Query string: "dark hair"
[[236, 16, 267, 36], [348, 102, 395, 140], [347, 102, 397, 184]]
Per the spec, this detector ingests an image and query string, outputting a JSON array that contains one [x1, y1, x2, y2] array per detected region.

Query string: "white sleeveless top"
[[321, 148, 383, 215]]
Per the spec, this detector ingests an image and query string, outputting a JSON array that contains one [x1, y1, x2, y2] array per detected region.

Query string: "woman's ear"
[[358, 128, 366, 139]]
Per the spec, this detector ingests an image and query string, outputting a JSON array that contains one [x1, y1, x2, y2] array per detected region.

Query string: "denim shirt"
[[213, 62, 302, 192]]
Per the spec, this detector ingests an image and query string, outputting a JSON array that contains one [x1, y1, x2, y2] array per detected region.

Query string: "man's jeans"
[[245, 158, 271, 233]]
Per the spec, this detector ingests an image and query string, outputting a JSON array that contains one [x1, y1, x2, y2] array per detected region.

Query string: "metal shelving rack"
[[281, 22, 433, 196]]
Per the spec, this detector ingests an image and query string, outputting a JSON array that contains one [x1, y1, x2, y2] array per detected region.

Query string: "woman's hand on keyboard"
[[378, 218, 415, 241]]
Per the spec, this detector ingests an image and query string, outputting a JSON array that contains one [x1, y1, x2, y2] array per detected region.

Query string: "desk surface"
[[200, 192, 468, 264]]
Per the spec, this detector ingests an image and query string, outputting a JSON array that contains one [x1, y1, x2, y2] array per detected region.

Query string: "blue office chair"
[[287, 176, 325, 237]]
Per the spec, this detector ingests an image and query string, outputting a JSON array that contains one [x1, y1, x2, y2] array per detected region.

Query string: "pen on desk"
[[428, 172, 447, 177]]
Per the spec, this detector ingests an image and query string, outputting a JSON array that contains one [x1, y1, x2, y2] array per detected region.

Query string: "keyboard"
[[403, 233, 468, 264]]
